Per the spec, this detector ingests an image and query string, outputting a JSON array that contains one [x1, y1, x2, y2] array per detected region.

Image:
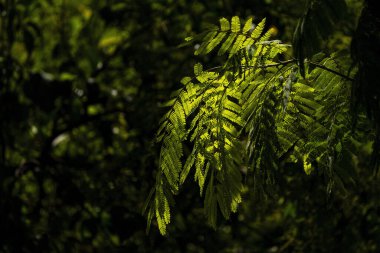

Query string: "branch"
[[308, 61, 354, 82], [243, 59, 297, 69], [242, 59, 354, 81], [203, 60, 297, 73]]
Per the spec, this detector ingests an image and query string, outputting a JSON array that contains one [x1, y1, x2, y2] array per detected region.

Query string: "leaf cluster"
[[145, 15, 369, 235]]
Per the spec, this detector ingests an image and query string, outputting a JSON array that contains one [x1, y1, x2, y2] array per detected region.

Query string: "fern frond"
[[205, 171, 218, 228], [250, 18, 266, 40], [218, 33, 238, 56], [191, 16, 272, 60], [155, 182, 171, 235], [146, 13, 361, 235]]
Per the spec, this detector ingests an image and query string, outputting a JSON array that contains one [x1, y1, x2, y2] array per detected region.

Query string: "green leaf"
[[216, 184, 230, 219], [218, 33, 237, 56], [231, 16, 241, 33], [229, 34, 246, 58], [219, 17, 230, 32], [205, 32, 227, 54], [205, 171, 217, 228], [195, 31, 218, 55], [242, 17, 253, 34], [251, 18, 266, 40], [180, 155, 195, 184], [194, 63, 203, 76]]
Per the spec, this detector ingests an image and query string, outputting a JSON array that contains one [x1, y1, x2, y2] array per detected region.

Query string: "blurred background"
[[0, 0, 379, 252]]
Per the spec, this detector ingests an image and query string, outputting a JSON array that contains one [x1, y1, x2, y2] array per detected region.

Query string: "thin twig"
[[242, 59, 297, 69], [308, 61, 354, 81], [203, 59, 296, 73]]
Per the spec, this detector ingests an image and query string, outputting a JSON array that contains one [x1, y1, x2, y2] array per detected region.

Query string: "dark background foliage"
[[0, 0, 379, 252]]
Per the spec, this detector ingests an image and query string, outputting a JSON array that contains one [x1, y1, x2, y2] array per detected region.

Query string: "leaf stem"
[[308, 61, 354, 81], [241, 59, 296, 69]]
